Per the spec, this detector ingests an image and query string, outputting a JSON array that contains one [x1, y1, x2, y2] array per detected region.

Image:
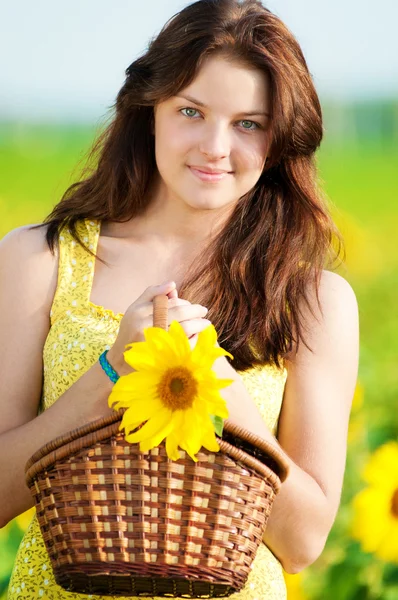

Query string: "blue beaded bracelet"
[[99, 350, 120, 383]]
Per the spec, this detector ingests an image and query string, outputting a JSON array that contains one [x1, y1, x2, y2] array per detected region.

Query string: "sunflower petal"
[[110, 370, 159, 393], [108, 375, 159, 409], [120, 411, 148, 434], [119, 400, 161, 433], [193, 393, 229, 419], [166, 431, 182, 461], [110, 371, 138, 392], [125, 409, 172, 445], [123, 342, 167, 371], [162, 410, 184, 450], [144, 326, 179, 356], [201, 427, 221, 452], [191, 325, 234, 366], [177, 409, 205, 460], [139, 419, 174, 452], [191, 349, 234, 372], [168, 320, 191, 359], [196, 323, 217, 347], [109, 382, 154, 402], [120, 418, 145, 436], [208, 376, 235, 390], [179, 443, 199, 462]]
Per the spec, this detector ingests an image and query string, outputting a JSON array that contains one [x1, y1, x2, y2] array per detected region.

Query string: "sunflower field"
[[0, 113, 397, 599]]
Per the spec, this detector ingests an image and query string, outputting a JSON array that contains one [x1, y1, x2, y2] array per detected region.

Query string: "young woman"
[[1, 0, 359, 598]]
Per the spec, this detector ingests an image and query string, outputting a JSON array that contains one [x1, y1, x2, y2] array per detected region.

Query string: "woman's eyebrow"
[[175, 94, 270, 117]]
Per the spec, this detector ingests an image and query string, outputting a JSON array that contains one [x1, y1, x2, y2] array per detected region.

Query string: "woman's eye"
[[240, 120, 259, 131], [180, 107, 200, 118]]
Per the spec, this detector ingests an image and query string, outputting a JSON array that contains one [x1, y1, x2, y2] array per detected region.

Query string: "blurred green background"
[[0, 97, 397, 599]]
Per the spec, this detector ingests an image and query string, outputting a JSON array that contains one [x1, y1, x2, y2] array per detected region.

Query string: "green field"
[[0, 121, 397, 599]]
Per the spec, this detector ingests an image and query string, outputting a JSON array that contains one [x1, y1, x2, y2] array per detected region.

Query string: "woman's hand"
[[106, 281, 210, 376]]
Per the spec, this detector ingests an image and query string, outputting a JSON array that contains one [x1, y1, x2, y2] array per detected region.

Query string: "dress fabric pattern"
[[8, 219, 288, 600]]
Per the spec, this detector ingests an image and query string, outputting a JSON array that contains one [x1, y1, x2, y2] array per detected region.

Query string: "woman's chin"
[[185, 196, 229, 211], [178, 187, 234, 211]]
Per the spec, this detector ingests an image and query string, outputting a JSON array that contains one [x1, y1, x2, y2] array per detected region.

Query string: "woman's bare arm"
[[0, 226, 114, 527], [215, 270, 359, 573]]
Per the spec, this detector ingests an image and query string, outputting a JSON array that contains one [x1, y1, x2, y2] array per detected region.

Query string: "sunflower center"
[[157, 366, 198, 411], [391, 489, 398, 518]]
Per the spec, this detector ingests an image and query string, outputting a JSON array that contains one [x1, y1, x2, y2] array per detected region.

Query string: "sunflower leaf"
[[210, 414, 224, 437]]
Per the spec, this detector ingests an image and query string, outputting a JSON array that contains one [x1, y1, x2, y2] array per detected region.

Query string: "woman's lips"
[[188, 166, 232, 182]]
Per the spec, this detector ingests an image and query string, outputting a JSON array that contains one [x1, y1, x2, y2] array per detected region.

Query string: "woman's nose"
[[198, 124, 230, 159]]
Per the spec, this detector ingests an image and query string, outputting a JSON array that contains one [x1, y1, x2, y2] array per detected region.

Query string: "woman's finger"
[[180, 318, 212, 338], [167, 288, 179, 300]]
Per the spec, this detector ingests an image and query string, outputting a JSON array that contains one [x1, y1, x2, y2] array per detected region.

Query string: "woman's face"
[[153, 54, 271, 212]]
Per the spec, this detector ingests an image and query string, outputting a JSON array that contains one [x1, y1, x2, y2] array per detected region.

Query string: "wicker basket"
[[25, 295, 290, 598]]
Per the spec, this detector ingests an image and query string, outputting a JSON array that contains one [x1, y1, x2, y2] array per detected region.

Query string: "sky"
[[0, 0, 396, 122]]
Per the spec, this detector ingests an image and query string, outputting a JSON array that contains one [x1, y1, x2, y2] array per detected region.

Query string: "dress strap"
[[50, 219, 100, 325]]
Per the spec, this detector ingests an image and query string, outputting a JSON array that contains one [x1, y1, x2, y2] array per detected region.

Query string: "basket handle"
[[153, 294, 169, 329]]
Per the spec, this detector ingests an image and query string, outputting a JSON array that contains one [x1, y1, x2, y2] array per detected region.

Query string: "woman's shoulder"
[[0, 223, 57, 275], [284, 269, 358, 364], [1, 222, 51, 253], [298, 268, 357, 317], [318, 270, 357, 312], [0, 223, 59, 318]]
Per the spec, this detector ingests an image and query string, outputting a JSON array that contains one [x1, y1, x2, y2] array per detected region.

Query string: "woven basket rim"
[[25, 409, 289, 488]]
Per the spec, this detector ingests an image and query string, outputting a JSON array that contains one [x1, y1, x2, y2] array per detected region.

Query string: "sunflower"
[[351, 440, 398, 564], [108, 320, 234, 461]]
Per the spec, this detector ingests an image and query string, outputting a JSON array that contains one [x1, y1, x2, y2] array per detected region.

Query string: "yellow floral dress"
[[8, 219, 288, 600]]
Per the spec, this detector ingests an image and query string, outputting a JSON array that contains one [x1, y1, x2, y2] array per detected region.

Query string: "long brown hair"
[[31, 0, 344, 371]]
